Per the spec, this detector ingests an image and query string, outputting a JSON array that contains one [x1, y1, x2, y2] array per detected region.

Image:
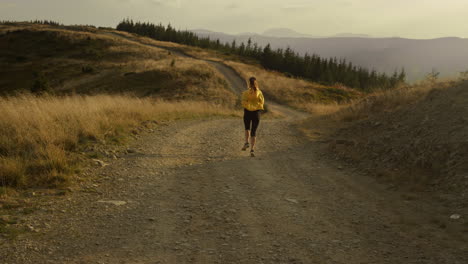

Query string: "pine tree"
[[231, 40, 237, 52], [238, 42, 246, 56], [398, 68, 406, 83]]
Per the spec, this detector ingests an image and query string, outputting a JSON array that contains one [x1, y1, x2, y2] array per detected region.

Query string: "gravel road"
[[1, 32, 466, 264]]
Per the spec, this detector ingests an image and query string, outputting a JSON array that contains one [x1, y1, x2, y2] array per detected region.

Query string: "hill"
[[99, 27, 362, 111], [262, 28, 316, 38], [303, 79, 468, 213], [0, 22, 357, 189], [0, 22, 241, 189], [0, 23, 235, 105]]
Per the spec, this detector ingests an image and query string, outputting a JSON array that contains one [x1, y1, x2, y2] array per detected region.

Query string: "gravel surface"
[[1, 32, 467, 264], [1, 110, 467, 263]]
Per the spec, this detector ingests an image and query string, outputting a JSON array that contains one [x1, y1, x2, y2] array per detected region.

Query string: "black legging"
[[243, 109, 260, 137]]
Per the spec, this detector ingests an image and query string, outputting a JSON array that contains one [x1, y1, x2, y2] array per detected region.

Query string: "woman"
[[241, 77, 265, 157]]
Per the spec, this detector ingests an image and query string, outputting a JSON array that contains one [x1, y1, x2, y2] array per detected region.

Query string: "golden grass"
[[102, 29, 361, 113], [0, 95, 238, 188], [330, 79, 459, 122], [223, 61, 361, 113], [1, 24, 236, 105], [299, 102, 346, 115]]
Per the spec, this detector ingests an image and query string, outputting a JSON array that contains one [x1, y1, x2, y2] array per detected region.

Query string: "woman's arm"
[[241, 91, 248, 109], [259, 91, 264, 107]]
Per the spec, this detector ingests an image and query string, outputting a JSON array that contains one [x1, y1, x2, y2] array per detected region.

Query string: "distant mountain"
[[191, 28, 370, 39], [332, 33, 371, 38], [237, 32, 262, 37], [262, 28, 316, 38], [191, 30, 468, 81], [190, 29, 231, 37]]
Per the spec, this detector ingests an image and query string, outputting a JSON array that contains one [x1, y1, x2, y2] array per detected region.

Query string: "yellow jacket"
[[241, 89, 264, 111]]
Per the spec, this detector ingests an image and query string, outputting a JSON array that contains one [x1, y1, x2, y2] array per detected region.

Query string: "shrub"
[[81, 65, 95, 74], [31, 72, 51, 94]]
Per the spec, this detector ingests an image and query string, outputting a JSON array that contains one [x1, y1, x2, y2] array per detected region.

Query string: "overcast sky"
[[1, 0, 467, 38]]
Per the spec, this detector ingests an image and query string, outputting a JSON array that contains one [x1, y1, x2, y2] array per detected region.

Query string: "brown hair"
[[249, 77, 258, 91]]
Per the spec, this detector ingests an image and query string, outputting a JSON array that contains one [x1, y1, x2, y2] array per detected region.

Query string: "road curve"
[[103, 31, 307, 120]]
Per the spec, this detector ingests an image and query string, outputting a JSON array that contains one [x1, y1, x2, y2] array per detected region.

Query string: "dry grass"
[[330, 79, 459, 122], [0, 95, 237, 189], [311, 78, 468, 203], [223, 61, 361, 113], [0, 23, 236, 106], [300, 78, 462, 146], [301, 103, 346, 115], [105, 30, 362, 113]]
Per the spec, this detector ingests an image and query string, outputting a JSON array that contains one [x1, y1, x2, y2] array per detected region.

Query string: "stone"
[[449, 214, 461, 220], [285, 198, 299, 204], [92, 159, 108, 167], [127, 148, 136, 154]]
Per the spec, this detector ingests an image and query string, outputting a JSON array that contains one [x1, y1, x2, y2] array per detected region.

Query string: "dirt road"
[[3, 106, 467, 263], [1, 33, 467, 264]]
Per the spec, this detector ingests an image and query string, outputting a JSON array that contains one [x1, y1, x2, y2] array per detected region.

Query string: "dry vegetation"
[[328, 79, 458, 122], [0, 95, 237, 189], [223, 61, 361, 113], [0, 23, 236, 106], [108, 30, 361, 113], [301, 78, 468, 208], [0, 23, 365, 191], [0, 23, 242, 190]]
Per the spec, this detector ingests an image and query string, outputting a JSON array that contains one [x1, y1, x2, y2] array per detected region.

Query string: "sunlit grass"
[[0, 95, 238, 188]]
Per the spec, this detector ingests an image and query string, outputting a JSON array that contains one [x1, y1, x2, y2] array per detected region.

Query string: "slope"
[[103, 29, 362, 112], [303, 79, 468, 222], [0, 23, 236, 105], [1, 66, 467, 264]]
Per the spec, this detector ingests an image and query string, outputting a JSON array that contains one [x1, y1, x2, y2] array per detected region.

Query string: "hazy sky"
[[1, 0, 467, 38]]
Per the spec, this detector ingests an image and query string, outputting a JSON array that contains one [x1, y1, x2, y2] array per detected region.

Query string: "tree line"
[[116, 19, 406, 91], [0, 20, 63, 26]]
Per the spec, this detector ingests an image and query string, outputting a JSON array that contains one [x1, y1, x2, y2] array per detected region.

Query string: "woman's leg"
[[243, 110, 251, 150], [250, 136, 256, 150], [250, 112, 260, 151], [244, 129, 250, 144]]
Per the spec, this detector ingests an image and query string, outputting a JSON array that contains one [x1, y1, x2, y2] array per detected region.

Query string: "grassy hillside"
[[0, 95, 236, 189], [106, 30, 361, 113], [223, 61, 361, 113], [0, 22, 241, 190], [0, 23, 236, 105], [0, 22, 360, 190], [303, 78, 468, 206]]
